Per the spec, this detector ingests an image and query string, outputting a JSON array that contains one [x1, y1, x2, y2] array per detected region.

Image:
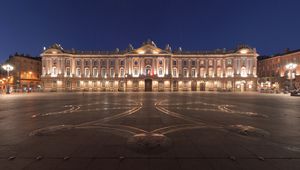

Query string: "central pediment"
[[127, 40, 171, 55]]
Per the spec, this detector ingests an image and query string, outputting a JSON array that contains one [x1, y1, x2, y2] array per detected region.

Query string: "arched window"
[[84, 68, 90, 77], [120, 68, 124, 77], [110, 68, 115, 77], [93, 68, 98, 77], [241, 67, 247, 77], [101, 68, 106, 78]]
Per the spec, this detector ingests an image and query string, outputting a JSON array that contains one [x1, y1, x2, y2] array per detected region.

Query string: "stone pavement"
[[0, 92, 299, 170]]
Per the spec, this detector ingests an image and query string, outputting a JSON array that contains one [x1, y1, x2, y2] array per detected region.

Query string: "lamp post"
[[2, 64, 14, 94], [285, 63, 297, 91]]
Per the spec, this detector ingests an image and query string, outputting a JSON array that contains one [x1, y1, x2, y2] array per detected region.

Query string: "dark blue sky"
[[0, 0, 300, 62]]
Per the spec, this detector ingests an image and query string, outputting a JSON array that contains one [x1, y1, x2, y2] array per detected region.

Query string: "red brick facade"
[[258, 50, 300, 92]]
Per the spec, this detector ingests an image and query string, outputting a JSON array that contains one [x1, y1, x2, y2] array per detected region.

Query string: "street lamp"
[[285, 63, 297, 91], [2, 64, 14, 94]]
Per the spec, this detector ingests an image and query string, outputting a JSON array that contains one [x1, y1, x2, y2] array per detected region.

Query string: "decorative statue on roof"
[[165, 44, 172, 52], [128, 44, 134, 51]]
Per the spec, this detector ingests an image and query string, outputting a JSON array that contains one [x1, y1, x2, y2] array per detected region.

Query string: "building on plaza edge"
[[41, 40, 258, 92], [258, 49, 300, 92], [3, 54, 42, 93]]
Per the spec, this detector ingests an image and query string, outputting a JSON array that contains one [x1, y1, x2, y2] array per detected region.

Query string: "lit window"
[[183, 69, 188, 77], [158, 67, 163, 76], [208, 68, 214, 77], [134, 68, 139, 77], [101, 68, 106, 78], [84, 68, 90, 77], [241, 67, 247, 77], [93, 68, 98, 77], [191, 68, 196, 77], [173, 68, 177, 77], [120, 68, 124, 77], [227, 59, 232, 65], [66, 67, 70, 76], [110, 68, 114, 77], [76, 68, 81, 77], [217, 68, 222, 77], [52, 67, 57, 75], [226, 67, 233, 77]]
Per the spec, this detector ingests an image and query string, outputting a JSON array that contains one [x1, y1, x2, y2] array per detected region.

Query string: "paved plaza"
[[0, 92, 300, 170]]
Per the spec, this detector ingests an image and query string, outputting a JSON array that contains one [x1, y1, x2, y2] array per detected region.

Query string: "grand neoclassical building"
[[41, 40, 258, 92]]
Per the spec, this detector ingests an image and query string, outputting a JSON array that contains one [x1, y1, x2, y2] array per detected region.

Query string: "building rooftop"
[[43, 40, 257, 56], [258, 48, 300, 61]]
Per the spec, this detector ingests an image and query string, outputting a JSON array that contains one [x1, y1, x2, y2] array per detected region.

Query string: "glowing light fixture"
[[240, 49, 249, 54], [138, 50, 145, 54]]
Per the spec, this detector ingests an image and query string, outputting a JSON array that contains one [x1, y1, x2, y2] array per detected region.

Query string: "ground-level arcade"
[[42, 77, 256, 92]]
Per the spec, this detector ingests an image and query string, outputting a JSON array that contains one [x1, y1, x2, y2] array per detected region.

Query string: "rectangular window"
[[93, 60, 98, 66], [93, 68, 98, 77], [173, 60, 177, 66], [191, 69, 196, 77], [53, 67, 57, 75], [120, 68, 124, 77], [85, 60, 89, 66], [76, 68, 81, 77], [77, 60, 81, 66], [110, 68, 114, 77], [227, 59, 232, 65], [66, 59, 70, 66], [110, 60, 115, 66], [159, 68, 163, 76], [183, 69, 188, 77], [101, 68, 106, 78], [173, 68, 177, 77], [191, 60, 196, 66], [66, 67, 70, 76]]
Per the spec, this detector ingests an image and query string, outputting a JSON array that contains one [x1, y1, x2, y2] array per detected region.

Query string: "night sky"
[[0, 0, 300, 62]]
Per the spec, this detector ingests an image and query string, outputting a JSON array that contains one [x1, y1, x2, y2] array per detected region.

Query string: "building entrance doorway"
[[191, 81, 197, 91], [145, 79, 152, 91], [200, 82, 206, 91], [241, 83, 245, 92], [173, 81, 178, 91]]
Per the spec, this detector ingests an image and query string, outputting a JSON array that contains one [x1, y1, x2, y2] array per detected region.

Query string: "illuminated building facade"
[[6, 54, 42, 92], [258, 49, 300, 92], [41, 40, 258, 92]]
